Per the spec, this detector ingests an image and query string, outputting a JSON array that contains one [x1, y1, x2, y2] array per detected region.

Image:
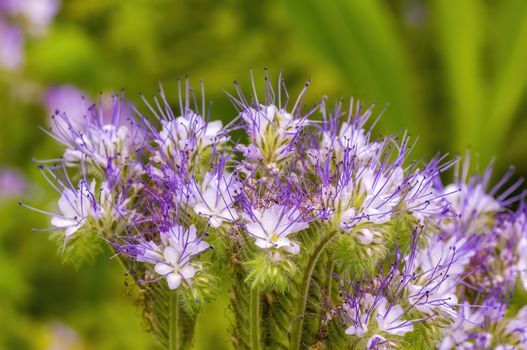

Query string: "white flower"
[[158, 111, 225, 158], [193, 171, 240, 227], [344, 294, 375, 337], [443, 183, 500, 223], [418, 236, 474, 277], [244, 204, 308, 255], [51, 180, 96, 237], [337, 166, 403, 229], [239, 105, 302, 162], [405, 172, 445, 221], [338, 123, 379, 160], [438, 302, 485, 350], [504, 306, 527, 348], [64, 124, 130, 166], [145, 225, 209, 290], [374, 297, 414, 336], [409, 278, 458, 318]]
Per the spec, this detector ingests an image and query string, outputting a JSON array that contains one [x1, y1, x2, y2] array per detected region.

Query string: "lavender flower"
[[0, 0, 59, 70], [0, 167, 26, 199], [0, 19, 23, 70]]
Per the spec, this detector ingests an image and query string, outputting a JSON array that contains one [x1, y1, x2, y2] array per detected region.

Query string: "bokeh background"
[[1, 0, 527, 349]]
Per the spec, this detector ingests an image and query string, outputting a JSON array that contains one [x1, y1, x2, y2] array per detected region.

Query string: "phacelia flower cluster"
[[25, 72, 527, 350]]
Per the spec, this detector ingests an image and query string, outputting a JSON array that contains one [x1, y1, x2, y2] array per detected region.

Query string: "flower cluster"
[[25, 73, 526, 349]]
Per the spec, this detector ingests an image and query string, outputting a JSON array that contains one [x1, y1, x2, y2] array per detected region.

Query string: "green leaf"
[[282, 0, 422, 149], [432, 0, 485, 153], [485, 0, 527, 157]]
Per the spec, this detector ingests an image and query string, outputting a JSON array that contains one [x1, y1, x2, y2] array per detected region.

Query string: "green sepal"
[[49, 219, 103, 268], [243, 252, 297, 293]]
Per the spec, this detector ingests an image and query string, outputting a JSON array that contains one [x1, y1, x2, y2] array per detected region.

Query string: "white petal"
[[64, 226, 78, 237], [180, 265, 197, 279], [163, 246, 180, 265], [166, 273, 182, 289], [57, 190, 77, 217], [194, 202, 212, 217], [209, 216, 223, 228], [255, 238, 273, 249], [246, 222, 268, 240], [155, 263, 173, 276], [51, 216, 75, 228], [284, 242, 300, 255], [187, 225, 197, 241]]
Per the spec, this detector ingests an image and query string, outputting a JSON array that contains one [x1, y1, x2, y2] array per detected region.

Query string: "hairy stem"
[[250, 287, 262, 350], [169, 289, 179, 350], [289, 231, 338, 350]]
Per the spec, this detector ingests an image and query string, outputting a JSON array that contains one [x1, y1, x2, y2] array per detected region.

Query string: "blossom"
[[443, 182, 500, 223], [239, 104, 307, 163], [438, 302, 486, 350], [45, 86, 90, 130], [192, 170, 240, 227], [337, 165, 404, 228], [0, 20, 23, 70], [50, 180, 96, 237], [367, 334, 389, 350], [244, 204, 309, 254], [0, 167, 26, 199], [135, 225, 209, 289], [344, 293, 375, 337], [374, 297, 414, 336], [49, 96, 135, 168], [157, 109, 225, 160]]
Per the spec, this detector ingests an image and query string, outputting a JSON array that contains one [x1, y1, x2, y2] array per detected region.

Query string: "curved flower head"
[[232, 71, 314, 166], [49, 93, 136, 169]]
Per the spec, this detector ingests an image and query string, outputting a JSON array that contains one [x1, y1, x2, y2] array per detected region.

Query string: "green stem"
[[169, 289, 180, 350], [290, 231, 338, 350], [250, 287, 262, 350]]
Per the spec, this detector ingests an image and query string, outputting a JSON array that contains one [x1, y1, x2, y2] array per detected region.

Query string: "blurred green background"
[[1, 0, 527, 349]]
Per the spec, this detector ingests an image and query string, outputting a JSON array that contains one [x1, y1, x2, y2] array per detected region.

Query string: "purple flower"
[[0, 19, 23, 70], [0, 167, 26, 199], [47, 94, 137, 169], [45, 85, 91, 129]]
